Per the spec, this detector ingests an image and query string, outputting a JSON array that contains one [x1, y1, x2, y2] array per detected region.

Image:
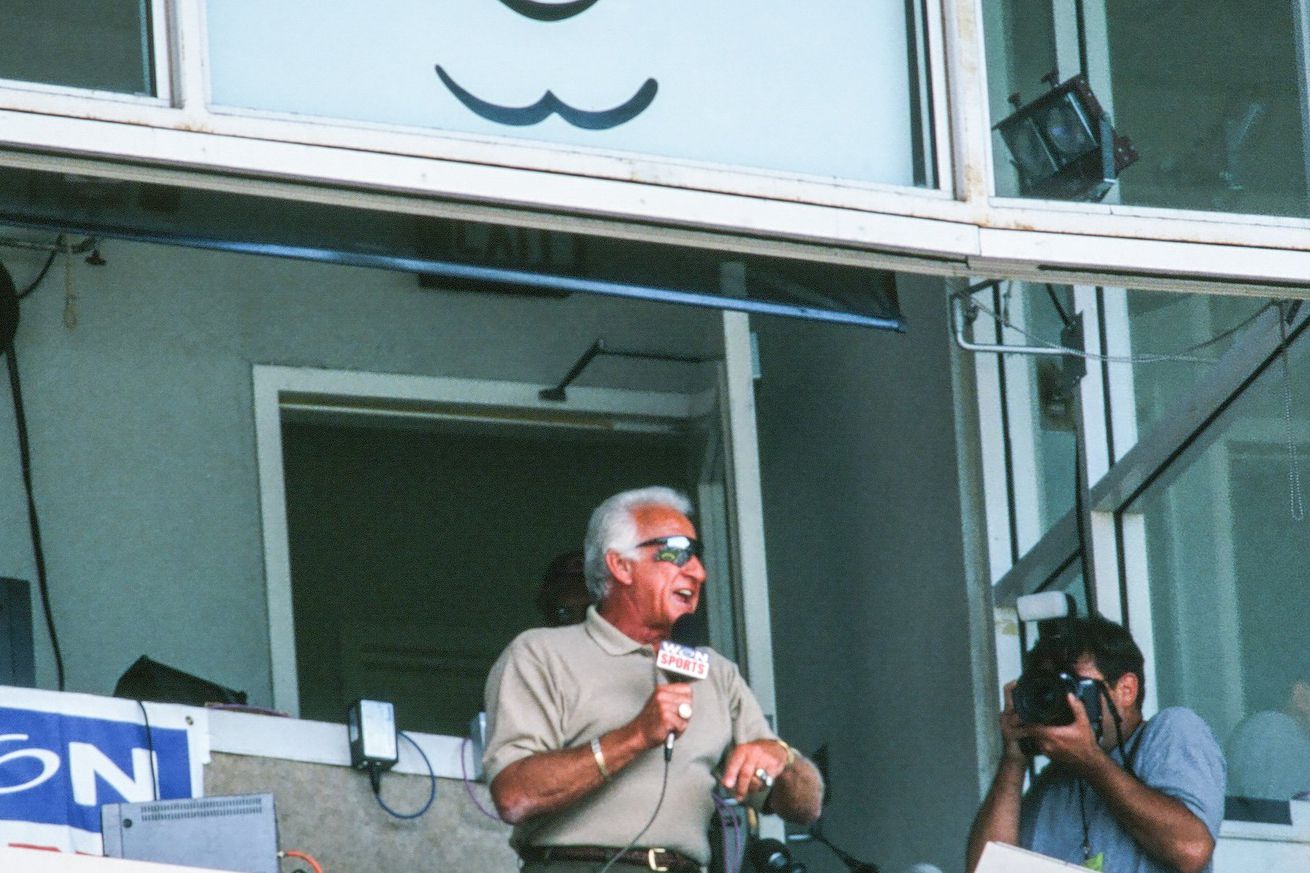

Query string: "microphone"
[[657, 617, 709, 760]]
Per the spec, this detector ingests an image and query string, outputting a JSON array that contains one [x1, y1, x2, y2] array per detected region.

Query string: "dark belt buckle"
[[646, 848, 670, 872]]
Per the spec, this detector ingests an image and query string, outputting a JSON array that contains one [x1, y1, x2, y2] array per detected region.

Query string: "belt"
[[519, 845, 701, 872]]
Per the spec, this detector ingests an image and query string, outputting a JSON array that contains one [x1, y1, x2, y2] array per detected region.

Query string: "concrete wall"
[[754, 275, 981, 873], [205, 752, 516, 873], [0, 232, 720, 704]]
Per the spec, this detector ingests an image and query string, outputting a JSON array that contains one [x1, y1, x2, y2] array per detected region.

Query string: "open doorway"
[[252, 358, 770, 734], [282, 411, 697, 735]]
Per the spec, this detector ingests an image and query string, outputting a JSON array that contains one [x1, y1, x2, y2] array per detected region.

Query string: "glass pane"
[[983, 0, 1058, 198], [205, 0, 936, 186], [0, 164, 902, 330], [1124, 290, 1269, 440], [0, 1, 155, 96], [986, 0, 1309, 217], [994, 283, 1078, 550], [1042, 557, 1087, 619], [1128, 325, 1310, 800]]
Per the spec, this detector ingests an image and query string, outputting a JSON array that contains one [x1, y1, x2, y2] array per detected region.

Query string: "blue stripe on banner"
[[0, 707, 191, 832]]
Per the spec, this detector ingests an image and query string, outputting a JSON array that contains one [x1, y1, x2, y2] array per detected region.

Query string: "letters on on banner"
[[0, 687, 208, 854]]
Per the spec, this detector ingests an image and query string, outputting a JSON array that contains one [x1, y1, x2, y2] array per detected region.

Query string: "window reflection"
[[0, 1, 155, 96], [1043, 557, 1087, 618], [1127, 321, 1310, 801], [985, 0, 1309, 217], [1126, 291, 1268, 440], [1005, 283, 1078, 550]]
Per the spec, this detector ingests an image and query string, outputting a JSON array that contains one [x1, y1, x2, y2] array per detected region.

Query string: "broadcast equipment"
[[348, 698, 399, 791], [113, 655, 247, 707], [0, 578, 34, 687], [749, 837, 806, 873], [993, 73, 1137, 202], [101, 793, 279, 873]]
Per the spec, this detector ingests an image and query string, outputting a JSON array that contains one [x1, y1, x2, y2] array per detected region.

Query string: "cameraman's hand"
[[1025, 692, 1103, 775], [999, 681, 1028, 765]]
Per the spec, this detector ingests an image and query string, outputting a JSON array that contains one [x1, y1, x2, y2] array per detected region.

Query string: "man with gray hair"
[[484, 486, 823, 872]]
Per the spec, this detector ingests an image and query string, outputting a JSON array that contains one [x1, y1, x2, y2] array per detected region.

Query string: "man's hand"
[[490, 682, 694, 824], [998, 681, 1028, 765], [1019, 692, 1104, 775], [721, 739, 791, 801], [722, 739, 823, 824], [1017, 694, 1216, 873], [966, 681, 1032, 873], [630, 682, 694, 750]]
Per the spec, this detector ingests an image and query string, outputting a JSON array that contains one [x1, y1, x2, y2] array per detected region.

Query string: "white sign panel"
[[0, 687, 207, 855], [205, 0, 920, 184]]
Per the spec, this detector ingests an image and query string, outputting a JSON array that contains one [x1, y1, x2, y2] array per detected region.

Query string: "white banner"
[[0, 687, 208, 855], [205, 0, 919, 184]]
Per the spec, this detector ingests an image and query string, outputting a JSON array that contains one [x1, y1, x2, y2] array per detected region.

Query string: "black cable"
[[1073, 430, 1095, 617], [459, 735, 503, 821], [5, 346, 64, 690], [17, 248, 59, 300], [596, 757, 671, 873], [136, 700, 159, 800], [1043, 284, 1074, 329], [1096, 682, 1133, 778], [807, 822, 880, 873], [1074, 0, 1089, 81], [371, 732, 437, 820], [956, 289, 1271, 364]]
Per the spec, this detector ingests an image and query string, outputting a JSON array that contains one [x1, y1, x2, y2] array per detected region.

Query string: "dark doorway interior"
[[281, 415, 693, 735]]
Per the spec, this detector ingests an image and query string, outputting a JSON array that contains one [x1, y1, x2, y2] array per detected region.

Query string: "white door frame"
[[251, 363, 762, 717]]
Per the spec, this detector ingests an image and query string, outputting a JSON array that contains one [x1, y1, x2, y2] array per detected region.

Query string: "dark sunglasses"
[[636, 535, 703, 566]]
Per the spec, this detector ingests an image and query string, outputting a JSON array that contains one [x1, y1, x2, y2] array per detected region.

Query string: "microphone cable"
[[596, 756, 671, 873], [5, 331, 65, 691], [459, 735, 503, 822], [370, 732, 437, 820], [712, 791, 746, 873]]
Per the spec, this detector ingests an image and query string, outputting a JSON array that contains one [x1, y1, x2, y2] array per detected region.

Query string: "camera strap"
[[1119, 722, 1145, 779], [1076, 713, 1145, 870], [1074, 779, 1104, 870]]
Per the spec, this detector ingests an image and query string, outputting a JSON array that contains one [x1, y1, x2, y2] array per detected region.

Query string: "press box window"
[[0, 1, 158, 97]]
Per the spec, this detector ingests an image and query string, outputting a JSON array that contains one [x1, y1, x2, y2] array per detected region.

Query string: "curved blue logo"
[[435, 66, 657, 130], [497, 0, 601, 21]]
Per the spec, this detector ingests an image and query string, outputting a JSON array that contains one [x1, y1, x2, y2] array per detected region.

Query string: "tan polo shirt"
[[483, 607, 776, 863]]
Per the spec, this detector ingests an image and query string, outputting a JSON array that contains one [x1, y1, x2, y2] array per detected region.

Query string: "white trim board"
[[208, 707, 476, 782]]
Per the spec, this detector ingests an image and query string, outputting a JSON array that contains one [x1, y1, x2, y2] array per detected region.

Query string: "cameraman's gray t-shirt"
[[1019, 707, 1227, 873]]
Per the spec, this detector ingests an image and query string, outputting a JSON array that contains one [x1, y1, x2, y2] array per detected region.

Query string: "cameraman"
[[965, 616, 1225, 873]]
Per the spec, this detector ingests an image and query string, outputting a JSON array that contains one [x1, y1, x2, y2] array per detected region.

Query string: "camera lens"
[[1013, 670, 1075, 726]]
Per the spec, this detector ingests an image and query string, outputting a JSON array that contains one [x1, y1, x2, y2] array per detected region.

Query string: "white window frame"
[[251, 323, 778, 731], [978, 291, 1310, 727], [252, 364, 713, 716], [0, 2, 1309, 294]]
